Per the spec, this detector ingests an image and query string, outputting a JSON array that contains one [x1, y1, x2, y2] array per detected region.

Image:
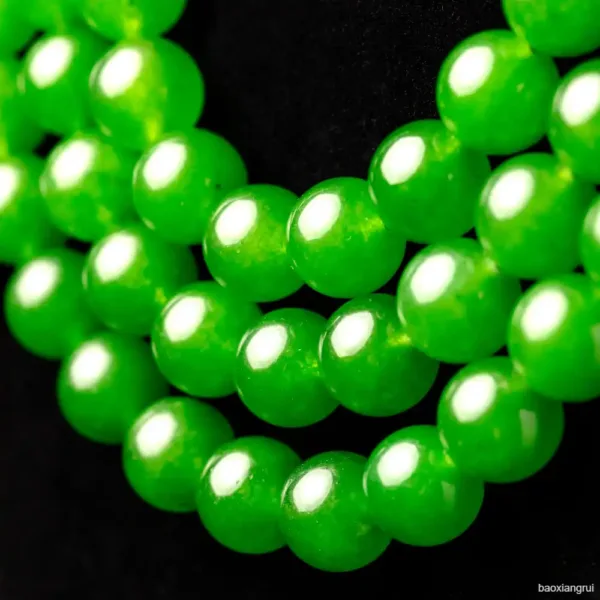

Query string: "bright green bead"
[[83, 224, 198, 336], [438, 357, 564, 483], [204, 185, 303, 302], [280, 452, 390, 572], [476, 153, 594, 279], [364, 425, 484, 546], [0, 0, 35, 54], [21, 0, 79, 31], [4, 249, 100, 359], [437, 30, 559, 155], [581, 196, 600, 281], [124, 397, 233, 512], [133, 129, 247, 245], [235, 308, 338, 427], [397, 238, 521, 363], [320, 294, 439, 417], [287, 177, 405, 298], [58, 332, 168, 444], [152, 282, 261, 398], [369, 120, 491, 243], [508, 274, 600, 402], [89, 39, 205, 151], [197, 436, 300, 553]]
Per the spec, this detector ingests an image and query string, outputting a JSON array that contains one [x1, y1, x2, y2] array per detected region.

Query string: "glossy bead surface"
[[581, 196, 600, 281], [124, 397, 233, 512], [438, 357, 564, 483], [320, 294, 438, 417], [364, 425, 484, 546], [83, 224, 198, 336], [235, 308, 338, 427], [21, 0, 79, 31], [369, 120, 490, 243], [197, 437, 300, 553], [280, 452, 390, 572], [437, 30, 559, 155], [152, 282, 261, 398], [0, 0, 35, 54], [397, 238, 521, 363]]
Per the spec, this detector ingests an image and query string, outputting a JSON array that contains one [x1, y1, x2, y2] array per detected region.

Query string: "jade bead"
[[4, 249, 100, 359], [320, 294, 439, 417], [133, 129, 248, 245], [438, 357, 564, 483], [287, 177, 405, 298], [204, 185, 303, 302], [368, 120, 491, 243], [58, 332, 168, 444], [0, 0, 35, 54], [397, 238, 521, 363], [235, 308, 338, 427], [476, 153, 595, 279], [89, 39, 205, 151], [280, 452, 390, 572], [20, 0, 79, 31], [83, 224, 198, 336], [124, 397, 233, 512], [436, 30, 559, 155], [152, 282, 261, 398], [508, 274, 600, 402], [197, 437, 300, 554], [581, 196, 600, 281]]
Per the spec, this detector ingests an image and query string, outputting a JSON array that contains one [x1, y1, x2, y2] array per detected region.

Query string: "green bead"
[[436, 30, 559, 155], [83, 224, 198, 336], [58, 332, 168, 444], [320, 294, 439, 417], [287, 177, 405, 298], [235, 308, 338, 427], [89, 39, 205, 151], [152, 282, 261, 398], [20, 0, 79, 31], [280, 452, 390, 572], [508, 274, 600, 402], [124, 397, 233, 512], [197, 436, 300, 553], [0, 0, 35, 55], [438, 357, 564, 483], [5, 249, 100, 359], [204, 185, 303, 302], [369, 120, 491, 243], [581, 196, 600, 281], [476, 153, 594, 279], [133, 129, 248, 245]]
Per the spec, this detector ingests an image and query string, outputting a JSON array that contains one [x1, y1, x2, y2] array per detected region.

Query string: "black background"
[[1, 1, 599, 599]]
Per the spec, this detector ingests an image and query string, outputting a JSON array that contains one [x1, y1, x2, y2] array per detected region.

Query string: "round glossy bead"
[[436, 30, 559, 155], [4, 249, 100, 359], [197, 437, 300, 553], [280, 452, 390, 572], [320, 294, 439, 417], [0, 0, 35, 54], [21, 0, 79, 31], [152, 282, 261, 398], [235, 308, 338, 427], [124, 397, 233, 512], [581, 196, 600, 281], [58, 333, 168, 444], [364, 425, 484, 546], [369, 120, 491, 243], [397, 238, 521, 363], [83, 224, 198, 336], [476, 153, 594, 279], [438, 357, 564, 483], [133, 129, 247, 245], [508, 274, 600, 401], [89, 39, 205, 151], [204, 185, 303, 302], [287, 177, 405, 298]]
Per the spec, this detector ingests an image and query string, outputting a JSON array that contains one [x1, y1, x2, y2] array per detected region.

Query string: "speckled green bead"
[[152, 282, 261, 398], [124, 397, 233, 512], [364, 425, 484, 546], [369, 120, 491, 243], [197, 437, 300, 554], [581, 196, 600, 282], [235, 308, 338, 427], [476, 153, 594, 279], [320, 294, 439, 417], [280, 452, 390, 572], [20, 0, 79, 31], [0, 0, 35, 55], [437, 30, 559, 155]]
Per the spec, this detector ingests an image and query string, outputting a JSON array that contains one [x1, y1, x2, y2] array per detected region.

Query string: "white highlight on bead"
[[15, 258, 60, 308], [142, 140, 187, 191], [330, 310, 375, 358], [210, 451, 252, 497], [487, 168, 535, 221], [68, 341, 111, 391], [163, 296, 207, 343], [292, 467, 333, 513], [245, 324, 288, 370], [99, 47, 143, 98], [410, 252, 456, 304], [520, 287, 568, 342], [451, 373, 497, 423], [0, 164, 20, 210], [559, 72, 600, 127], [297, 192, 341, 241], [448, 46, 494, 96], [381, 136, 426, 185], [29, 36, 74, 89], [135, 412, 178, 458], [376, 442, 420, 487], [93, 231, 139, 283], [50, 139, 97, 189], [215, 199, 257, 246]]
